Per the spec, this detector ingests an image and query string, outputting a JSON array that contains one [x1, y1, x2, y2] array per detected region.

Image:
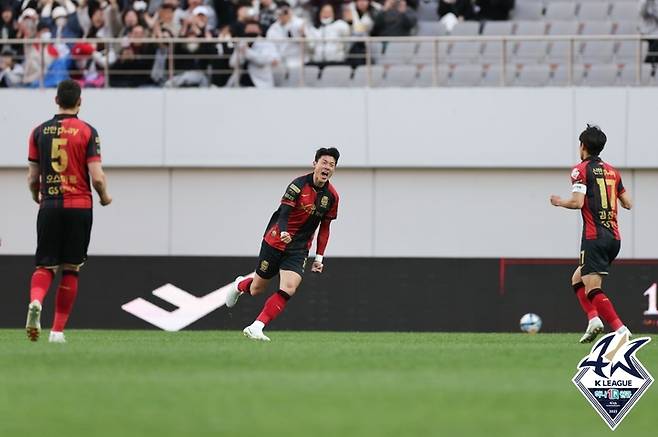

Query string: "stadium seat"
[[352, 64, 384, 87], [512, 21, 549, 63], [515, 64, 553, 86], [581, 64, 620, 86], [481, 21, 515, 61], [618, 63, 656, 86], [551, 63, 586, 85], [580, 22, 615, 63], [610, 3, 642, 22], [546, 21, 581, 63], [615, 21, 640, 35], [445, 64, 484, 86], [480, 65, 517, 86], [317, 66, 353, 87], [415, 41, 438, 66], [382, 65, 419, 87], [416, 65, 444, 86], [544, 2, 578, 21], [380, 41, 418, 64], [511, 2, 544, 21], [294, 65, 319, 87], [445, 22, 482, 64], [417, 21, 446, 36], [578, 3, 611, 21], [417, 0, 439, 22], [615, 39, 647, 63]]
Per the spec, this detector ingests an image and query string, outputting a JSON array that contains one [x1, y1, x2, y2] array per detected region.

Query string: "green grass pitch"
[[0, 330, 656, 437]]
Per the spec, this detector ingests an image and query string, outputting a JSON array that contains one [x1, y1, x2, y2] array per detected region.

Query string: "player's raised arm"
[[88, 162, 112, 206]]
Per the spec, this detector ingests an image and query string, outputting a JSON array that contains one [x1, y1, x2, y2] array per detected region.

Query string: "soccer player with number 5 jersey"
[[25, 80, 112, 343], [225, 148, 340, 341], [550, 125, 633, 343]]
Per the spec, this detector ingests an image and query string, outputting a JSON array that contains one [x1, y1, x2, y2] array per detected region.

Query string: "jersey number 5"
[[51, 138, 69, 173]]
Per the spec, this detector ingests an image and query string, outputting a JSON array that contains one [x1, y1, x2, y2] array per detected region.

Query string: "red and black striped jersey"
[[28, 114, 101, 209], [264, 174, 339, 252], [571, 156, 625, 241]]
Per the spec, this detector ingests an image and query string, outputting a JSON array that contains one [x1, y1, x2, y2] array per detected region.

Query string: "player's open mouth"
[[321, 170, 330, 178]]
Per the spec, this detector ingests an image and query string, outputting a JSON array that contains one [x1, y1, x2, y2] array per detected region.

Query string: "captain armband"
[[572, 183, 587, 194]]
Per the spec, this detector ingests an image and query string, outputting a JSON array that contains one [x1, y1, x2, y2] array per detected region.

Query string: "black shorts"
[[255, 240, 308, 279], [580, 238, 620, 276], [35, 208, 93, 268]]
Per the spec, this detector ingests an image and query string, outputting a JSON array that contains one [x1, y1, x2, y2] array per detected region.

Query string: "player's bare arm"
[[89, 161, 112, 206], [312, 219, 332, 273], [619, 191, 633, 210], [550, 192, 585, 209], [27, 162, 40, 204]]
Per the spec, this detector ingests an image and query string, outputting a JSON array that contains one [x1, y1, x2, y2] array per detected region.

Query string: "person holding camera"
[[0, 47, 24, 87]]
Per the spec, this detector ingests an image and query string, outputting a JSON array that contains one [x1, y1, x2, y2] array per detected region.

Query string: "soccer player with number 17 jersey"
[[550, 125, 633, 344]]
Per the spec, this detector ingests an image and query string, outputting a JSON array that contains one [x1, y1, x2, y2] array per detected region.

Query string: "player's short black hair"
[[579, 124, 607, 156], [315, 147, 340, 164], [56, 79, 82, 109]]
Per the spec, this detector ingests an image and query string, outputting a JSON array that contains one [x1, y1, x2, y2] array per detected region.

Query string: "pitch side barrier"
[[1, 256, 656, 333], [0, 34, 655, 88]]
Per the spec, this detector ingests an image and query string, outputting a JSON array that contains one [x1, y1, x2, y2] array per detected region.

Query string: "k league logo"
[[573, 332, 654, 430]]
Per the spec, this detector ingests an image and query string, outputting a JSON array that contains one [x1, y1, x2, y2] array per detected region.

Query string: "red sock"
[[30, 268, 54, 304], [573, 282, 598, 320], [589, 288, 623, 331], [238, 277, 253, 295], [52, 271, 79, 332], [256, 290, 290, 325]]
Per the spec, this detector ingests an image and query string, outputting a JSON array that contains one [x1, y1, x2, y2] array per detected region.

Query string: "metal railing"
[[0, 34, 656, 88]]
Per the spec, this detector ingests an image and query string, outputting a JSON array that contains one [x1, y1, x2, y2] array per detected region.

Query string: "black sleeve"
[[276, 204, 294, 232]]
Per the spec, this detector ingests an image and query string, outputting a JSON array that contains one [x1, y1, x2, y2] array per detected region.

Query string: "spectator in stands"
[[344, 0, 379, 35], [476, 0, 514, 21], [266, 1, 308, 68], [343, 0, 380, 66], [175, 0, 217, 33], [307, 3, 351, 64], [258, 0, 277, 34], [48, 6, 71, 38], [0, 47, 24, 87], [111, 24, 157, 86], [214, 0, 237, 29], [229, 19, 279, 87], [119, 8, 142, 36], [641, 0, 658, 64], [232, 2, 258, 36], [437, 0, 476, 21], [155, 1, 179, 35], [372, 0, 417, 37], [1, 2, 20, 55], [210, 23, 234, 86], [192, 5, 216, 36], [166, 17, 216, 86], [83, 0, 121, 38]]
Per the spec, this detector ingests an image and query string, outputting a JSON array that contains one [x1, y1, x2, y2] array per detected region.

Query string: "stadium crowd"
[[0, 0, 655, 87]]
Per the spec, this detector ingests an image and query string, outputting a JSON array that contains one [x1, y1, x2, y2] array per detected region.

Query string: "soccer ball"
[[520, 313, 542, 334]]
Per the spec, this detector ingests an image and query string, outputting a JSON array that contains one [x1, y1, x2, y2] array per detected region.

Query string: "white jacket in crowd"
[[266, 14, 308, 68], [307, 19, 351, 63], [229, 39, 281, 87]]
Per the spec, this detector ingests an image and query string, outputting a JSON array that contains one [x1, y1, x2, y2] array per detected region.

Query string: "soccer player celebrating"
[[550, 125, 632, 343], [25, 79, 112, 343], [225, 147, 340, 341]]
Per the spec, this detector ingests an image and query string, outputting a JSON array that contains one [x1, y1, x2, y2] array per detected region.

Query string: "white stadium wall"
[[1, 88, 658, 258]]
